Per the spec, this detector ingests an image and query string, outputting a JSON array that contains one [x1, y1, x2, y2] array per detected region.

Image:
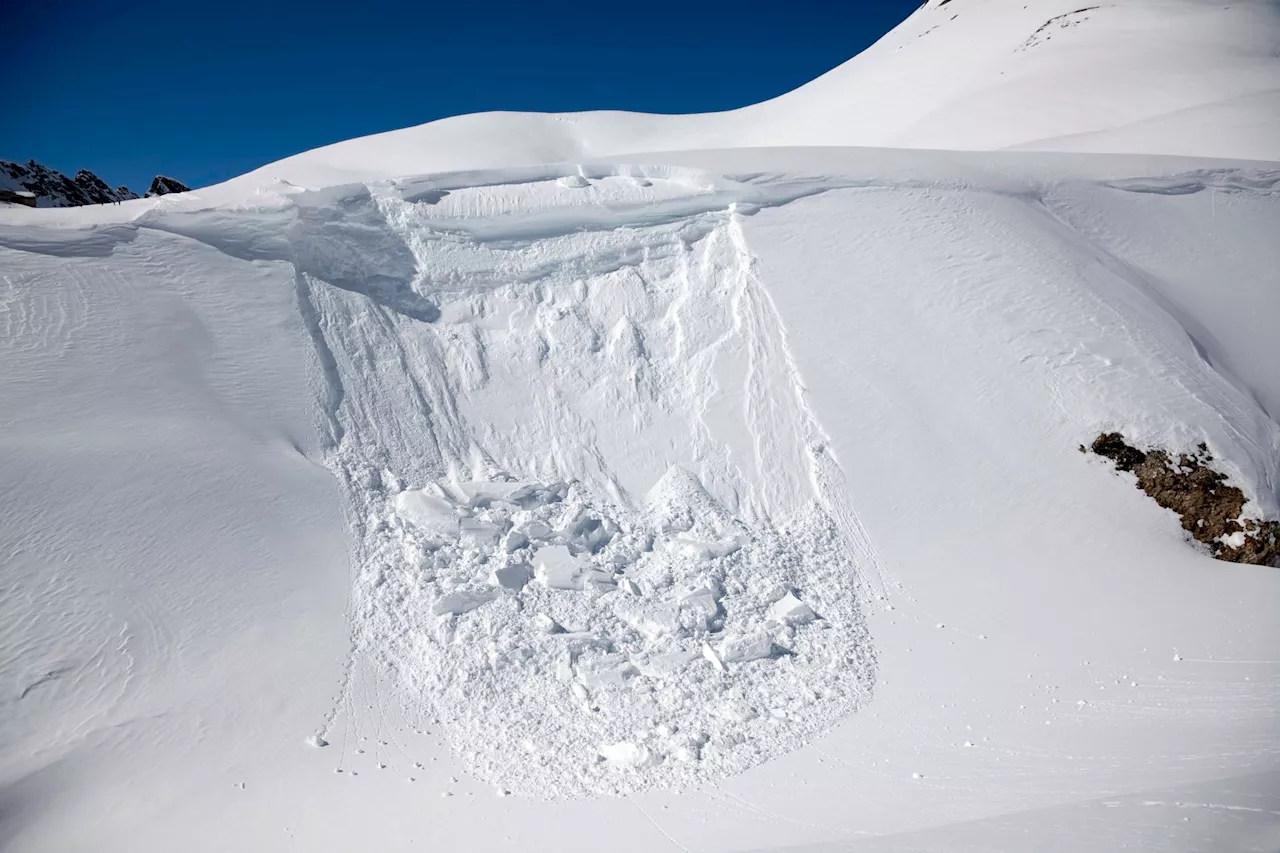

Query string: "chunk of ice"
[[620, 604, 683, 641], [533, 614, 563, 634]]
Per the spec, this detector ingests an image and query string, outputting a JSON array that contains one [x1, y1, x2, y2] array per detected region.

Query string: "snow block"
[[395, 490, 459, 539], [599, 742, 659, 768], [450, 481, 540, 508], [768, 591, 817, 625], [671, 535, 742, 561], [490, 562, 533, 591], [431, 588, 498, 616], [719, 632, 775, 664], [533, 545, 613, 591], [460, 517, 502, 546], [678, 580, 723, 630]]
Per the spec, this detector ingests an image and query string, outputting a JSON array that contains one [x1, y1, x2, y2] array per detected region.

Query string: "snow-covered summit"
[[230, 0, 1279, 190]]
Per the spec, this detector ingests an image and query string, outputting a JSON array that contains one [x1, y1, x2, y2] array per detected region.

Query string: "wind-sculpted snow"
[[1102, 168, 1280, 197]]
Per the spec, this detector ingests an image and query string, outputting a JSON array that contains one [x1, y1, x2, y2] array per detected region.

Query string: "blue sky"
[[3, 1, 920, 191]]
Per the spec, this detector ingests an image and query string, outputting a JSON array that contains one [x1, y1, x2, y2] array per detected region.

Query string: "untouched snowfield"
[[227, 0, 1280, 188], [3, 2, 1280, 852]]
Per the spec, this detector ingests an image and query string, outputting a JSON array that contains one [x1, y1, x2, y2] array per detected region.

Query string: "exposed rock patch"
[[1088, 432, 1280, 566]]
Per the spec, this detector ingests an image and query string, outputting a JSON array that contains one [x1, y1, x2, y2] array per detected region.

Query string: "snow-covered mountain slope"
[[227, 0, 1280, 190], [3, 1, 1280, 849], [2, 148, 1278, 852]]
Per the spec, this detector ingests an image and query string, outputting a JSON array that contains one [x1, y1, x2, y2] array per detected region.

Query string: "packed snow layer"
[[2, 149, 1279, 851], [222, 0, 1280, 192]]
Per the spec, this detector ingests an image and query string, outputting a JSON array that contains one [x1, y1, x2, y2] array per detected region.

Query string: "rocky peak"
[[146, 175, 190, 197], [1, 159, 189, 208]]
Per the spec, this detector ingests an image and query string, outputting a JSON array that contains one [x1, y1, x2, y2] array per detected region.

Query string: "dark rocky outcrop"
[[2, 159, 188, 208], [1088, 432, 1280, 566], [0, 188, 37, 207], [1, 160, 138, 207], [145, 175, 190, 197]]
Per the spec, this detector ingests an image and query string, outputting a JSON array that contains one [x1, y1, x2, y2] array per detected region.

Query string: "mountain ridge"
[[0, 159, 189, 208]]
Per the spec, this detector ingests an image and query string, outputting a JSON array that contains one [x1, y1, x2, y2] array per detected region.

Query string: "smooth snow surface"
[[3, 148, 1278, 852], [224, 0, 1280, 191]]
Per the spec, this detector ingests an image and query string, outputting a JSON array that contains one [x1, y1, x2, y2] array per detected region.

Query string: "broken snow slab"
[[769, 591, 817, 625], [490, 562, 533, 591], [574, 652, 639, 690], [447, 481, 542, 508], [718, 632, 776, 665], [460, 517, 503, 546], [431, 588, 498, 617], [678, 579, 724, 631], [533, 545, 614, 591], [599, 742, 660, 769], [618, 602, 684, 642], [395, 490, 459, 539], [363, 472, 870, 797], [669, 534, 743, 561]]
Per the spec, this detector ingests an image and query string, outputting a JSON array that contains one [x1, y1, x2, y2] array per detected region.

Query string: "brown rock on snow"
[[1089, 432, 1280, 566]]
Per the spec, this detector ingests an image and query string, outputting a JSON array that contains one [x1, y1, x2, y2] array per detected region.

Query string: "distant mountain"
[[145, 175, 190, 198], [0, 159, 189, 208]]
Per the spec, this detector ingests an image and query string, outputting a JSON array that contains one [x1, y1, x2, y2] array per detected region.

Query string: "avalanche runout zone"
[[299, 169, 878, 796]]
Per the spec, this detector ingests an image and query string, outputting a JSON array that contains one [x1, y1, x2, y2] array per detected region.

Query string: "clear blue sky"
[[2, 1, 921, 192]]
